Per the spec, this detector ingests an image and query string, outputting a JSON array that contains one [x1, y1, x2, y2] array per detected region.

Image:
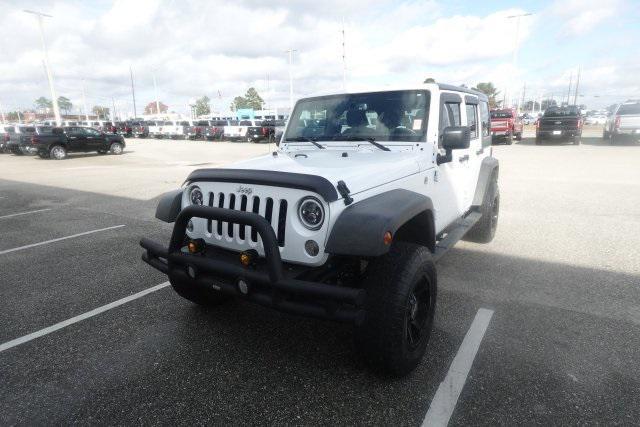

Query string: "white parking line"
[[0, 208, 52, 220], [0, 282, 170, 353], [0, 224, 126, 255], [422, 308, 494, 427]]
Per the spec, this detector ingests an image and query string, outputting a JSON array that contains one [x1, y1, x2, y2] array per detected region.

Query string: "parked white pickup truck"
[[604, 101, 640, 143], [224, 119, 256, 141]]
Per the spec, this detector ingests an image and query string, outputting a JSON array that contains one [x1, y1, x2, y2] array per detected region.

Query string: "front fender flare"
[[155, 189, 182, 223], [325, 189, 434, 257]]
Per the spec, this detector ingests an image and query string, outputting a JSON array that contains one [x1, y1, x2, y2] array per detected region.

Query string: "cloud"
[[549, 0, 621, 37], [0, 0, 634, 114]]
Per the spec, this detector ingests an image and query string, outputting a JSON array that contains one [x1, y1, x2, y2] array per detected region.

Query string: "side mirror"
[[442, 126, 470, 150], [438, 126, 470, 165]]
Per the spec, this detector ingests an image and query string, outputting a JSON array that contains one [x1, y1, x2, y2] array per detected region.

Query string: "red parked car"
[[490, 108, 523, 144]]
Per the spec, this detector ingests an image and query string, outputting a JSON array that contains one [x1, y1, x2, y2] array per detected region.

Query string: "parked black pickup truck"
[[29, 126, 126, 159], [204, 120, 227, 140], [7, 125, 54, 155], [246, 120, 277, 143], [536, 106, 583, 145]]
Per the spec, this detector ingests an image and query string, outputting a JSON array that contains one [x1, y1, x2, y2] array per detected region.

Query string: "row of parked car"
[[488, 100, 640, 145], [130, 118, 286, 143]]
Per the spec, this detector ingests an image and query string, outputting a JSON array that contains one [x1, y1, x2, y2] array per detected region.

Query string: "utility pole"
[[0, 100, 5, 123], [286, 49, 297, 112], [520, 82, 526, 112], [573, 67, 581, 106], [81, 79, 89, 121], [111, 96, 116, 123], [130, 66, 137, 119], [341, 18, 347, 90], [152, 70, 160, 116], [566, 71, 573, 105], [24, 10, 61, 126], [507, 12, 533, 108]]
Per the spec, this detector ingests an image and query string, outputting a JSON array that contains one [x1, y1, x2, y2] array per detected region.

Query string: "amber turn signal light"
[[187, 239, 205, 254], [383, 231, 393, 246], [239, 249, 259, 267]]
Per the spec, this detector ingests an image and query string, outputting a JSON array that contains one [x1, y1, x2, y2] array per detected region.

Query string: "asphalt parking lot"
[[1, 128, 639, 425]]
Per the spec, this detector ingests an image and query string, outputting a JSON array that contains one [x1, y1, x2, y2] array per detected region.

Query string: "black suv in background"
[[535, 106, 583, 145]]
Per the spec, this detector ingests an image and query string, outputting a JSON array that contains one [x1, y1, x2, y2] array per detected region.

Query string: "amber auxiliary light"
[[383, 231, 393, 246]]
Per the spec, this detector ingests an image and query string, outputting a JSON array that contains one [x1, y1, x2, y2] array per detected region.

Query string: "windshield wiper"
[[284, 136, 325, 149], [337, 136, 390, 151]]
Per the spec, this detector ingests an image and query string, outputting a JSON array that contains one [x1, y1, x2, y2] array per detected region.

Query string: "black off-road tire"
[[169, 274, 229, 307], [515, 132, 522, 141], [573, 135, 581, 145], [464, 173, 499, 243], [506, 133, 513, 145], [354, 242, 437, 377]]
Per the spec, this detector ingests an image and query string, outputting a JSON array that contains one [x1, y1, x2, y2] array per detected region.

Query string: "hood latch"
[[337, 180, 353, 206]]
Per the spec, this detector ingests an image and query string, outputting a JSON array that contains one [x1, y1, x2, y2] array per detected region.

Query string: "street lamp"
[[507, 12, 533, 109], [24, 9, 62, 126], [285, 49, 297, 111]]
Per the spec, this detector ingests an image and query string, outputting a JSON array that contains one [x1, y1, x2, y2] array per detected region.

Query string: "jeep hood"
[[223, 149, 421, 196]]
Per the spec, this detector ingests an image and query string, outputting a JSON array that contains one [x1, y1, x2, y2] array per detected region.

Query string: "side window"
[[480, 101, 491, 146], [466, 104, 478, 139], [446, 103, 461, 126], [85, 128, 101, 136]]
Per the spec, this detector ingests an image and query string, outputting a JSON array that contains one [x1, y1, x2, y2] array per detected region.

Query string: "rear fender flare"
[[472, 157, 499, 208]]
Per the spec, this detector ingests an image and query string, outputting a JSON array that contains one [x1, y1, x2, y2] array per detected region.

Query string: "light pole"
[[507, 12, 532, 110], [130, 66, 137, 119], [24, 9, 61, 126], [341, 18, 347, 91], [81, 79, 89, 121], [286, 49, 297, 111], [152, 70, 161, 116]]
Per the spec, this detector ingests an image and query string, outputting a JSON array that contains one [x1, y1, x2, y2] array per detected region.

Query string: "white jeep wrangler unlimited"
[[140, 83, 499, 376]]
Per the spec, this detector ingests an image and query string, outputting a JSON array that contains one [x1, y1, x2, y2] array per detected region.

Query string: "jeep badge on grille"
[[237, 186, 253, 195]]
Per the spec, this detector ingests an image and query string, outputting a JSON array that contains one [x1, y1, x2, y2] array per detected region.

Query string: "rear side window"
[[466, 104, 478, 139], [617, 103, 640, 115], [480, 101, 490, 144]]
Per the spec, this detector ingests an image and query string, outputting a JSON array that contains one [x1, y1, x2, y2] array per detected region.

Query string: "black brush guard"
[[140, 205, 365, 323]]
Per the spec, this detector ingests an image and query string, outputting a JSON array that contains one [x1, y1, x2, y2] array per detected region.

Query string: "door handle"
[[459, 155, 469, 162], [476, 148, 484, 155]]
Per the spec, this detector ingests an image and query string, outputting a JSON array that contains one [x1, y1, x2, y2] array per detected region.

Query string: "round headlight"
[[298, 197, 324, 230], [189, 186, 203, 206]]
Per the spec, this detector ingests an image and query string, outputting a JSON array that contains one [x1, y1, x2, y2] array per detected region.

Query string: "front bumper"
[[140, 205, 365, 323]]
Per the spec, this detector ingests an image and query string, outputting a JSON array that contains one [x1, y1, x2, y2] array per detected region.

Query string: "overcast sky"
[[0, 0, 638, 115]]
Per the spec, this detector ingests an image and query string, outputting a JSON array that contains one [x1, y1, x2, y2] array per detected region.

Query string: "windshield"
[[618, 103, 640, 115], [284, 90, 430, 142], [544, 106, 580, 117]]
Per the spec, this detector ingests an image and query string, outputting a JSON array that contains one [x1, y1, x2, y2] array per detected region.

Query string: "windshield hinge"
[[337, 180, 353, 206]]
